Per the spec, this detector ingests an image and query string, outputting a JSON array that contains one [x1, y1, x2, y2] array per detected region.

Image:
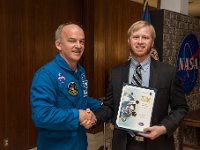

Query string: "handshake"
[[79, 108, 97, 129]]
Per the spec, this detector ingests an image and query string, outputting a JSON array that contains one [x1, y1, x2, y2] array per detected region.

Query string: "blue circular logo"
[[176, 33, 199, 93]]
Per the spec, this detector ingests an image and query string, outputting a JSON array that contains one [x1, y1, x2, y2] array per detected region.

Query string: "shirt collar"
[[130, 56, 151, 72]]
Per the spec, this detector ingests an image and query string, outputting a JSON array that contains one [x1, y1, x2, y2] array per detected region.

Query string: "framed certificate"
[[116, 84, 156, 133]]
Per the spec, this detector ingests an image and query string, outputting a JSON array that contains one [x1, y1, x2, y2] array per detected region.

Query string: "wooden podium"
[[179, 109, 200, 150]]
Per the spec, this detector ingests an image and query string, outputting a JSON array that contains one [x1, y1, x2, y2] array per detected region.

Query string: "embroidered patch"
[[57, 73, 66, 83], [81, 73, 88, 97], [68, 82, 78, 95]]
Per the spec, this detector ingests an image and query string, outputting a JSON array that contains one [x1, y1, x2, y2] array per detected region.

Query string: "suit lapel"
[[121, 61, 130, 84], [149, 59, 159, 88]]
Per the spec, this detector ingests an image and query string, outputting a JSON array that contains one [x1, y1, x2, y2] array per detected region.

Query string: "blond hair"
[[127, 20, 156, 40]]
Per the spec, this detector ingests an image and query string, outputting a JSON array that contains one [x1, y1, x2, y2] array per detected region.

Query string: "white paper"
[[116, 85, 156, 132]]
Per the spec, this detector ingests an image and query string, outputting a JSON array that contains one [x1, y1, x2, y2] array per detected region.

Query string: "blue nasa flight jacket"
[[30, 54, 101, 150]]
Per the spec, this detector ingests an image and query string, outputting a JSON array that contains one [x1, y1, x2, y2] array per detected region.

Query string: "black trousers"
[[126, 134, 147, 150]]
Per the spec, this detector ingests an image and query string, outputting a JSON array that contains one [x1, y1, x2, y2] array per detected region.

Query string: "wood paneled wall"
[[0, 0, 82, 149], [0, 0, 6, 148], [88, 0, 144, 98]]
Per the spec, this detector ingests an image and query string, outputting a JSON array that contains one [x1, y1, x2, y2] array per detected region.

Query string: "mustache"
[[135, 45, 145, 49]]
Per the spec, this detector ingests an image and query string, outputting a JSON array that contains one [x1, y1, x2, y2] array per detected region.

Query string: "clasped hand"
[[79, 108, 97, 129]]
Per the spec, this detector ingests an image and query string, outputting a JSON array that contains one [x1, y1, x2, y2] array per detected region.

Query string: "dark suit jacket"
[[95, 59, 189, 150]]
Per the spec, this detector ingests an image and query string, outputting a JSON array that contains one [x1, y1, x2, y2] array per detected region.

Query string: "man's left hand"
[[138, 125, 167, 140]]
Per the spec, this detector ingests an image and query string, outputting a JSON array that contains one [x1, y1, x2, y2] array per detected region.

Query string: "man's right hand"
[[79, 108, 97, 129]]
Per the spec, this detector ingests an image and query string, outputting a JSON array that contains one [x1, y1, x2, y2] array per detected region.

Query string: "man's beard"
[[130, 48, 151, 58]]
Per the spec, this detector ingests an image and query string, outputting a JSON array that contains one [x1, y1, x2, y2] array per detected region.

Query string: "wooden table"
[[179, 109, 200, 150]]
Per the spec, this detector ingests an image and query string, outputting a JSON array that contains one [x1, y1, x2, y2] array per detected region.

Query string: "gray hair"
[[55, 22, 83, 41], [127, 20, 156, 40]]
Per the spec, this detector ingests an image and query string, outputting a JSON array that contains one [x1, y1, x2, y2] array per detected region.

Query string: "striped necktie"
[[131, 64, 142, 86]]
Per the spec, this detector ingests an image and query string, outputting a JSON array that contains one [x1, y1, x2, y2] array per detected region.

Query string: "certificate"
[[116, 84, 156, 133]]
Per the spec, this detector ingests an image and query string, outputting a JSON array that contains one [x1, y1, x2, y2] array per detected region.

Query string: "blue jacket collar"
[[55, 53, 84, 73]]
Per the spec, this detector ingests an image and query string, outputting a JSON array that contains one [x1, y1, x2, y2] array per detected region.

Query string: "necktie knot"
[[136, 64, 142, 71]]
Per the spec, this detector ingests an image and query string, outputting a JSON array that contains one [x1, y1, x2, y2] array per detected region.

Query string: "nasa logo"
[[176, 33, 200, 93]]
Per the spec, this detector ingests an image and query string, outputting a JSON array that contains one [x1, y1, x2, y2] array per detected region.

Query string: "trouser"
[[126, 133, 147, 150]]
